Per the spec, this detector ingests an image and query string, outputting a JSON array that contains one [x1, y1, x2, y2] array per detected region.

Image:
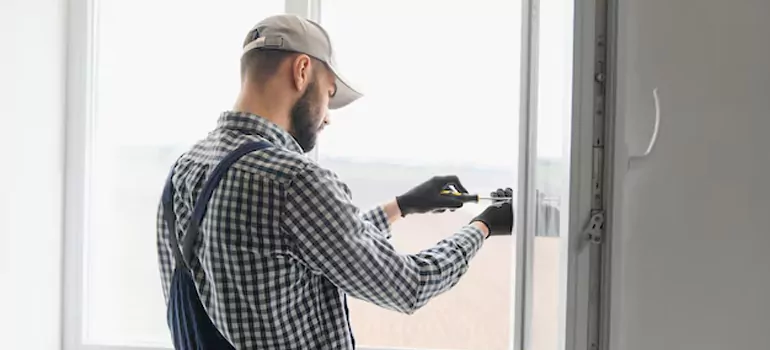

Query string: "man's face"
[[289, 64, 335, 153]]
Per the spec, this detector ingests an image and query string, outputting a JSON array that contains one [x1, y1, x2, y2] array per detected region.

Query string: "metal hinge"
[[584, 210, 606, 244]]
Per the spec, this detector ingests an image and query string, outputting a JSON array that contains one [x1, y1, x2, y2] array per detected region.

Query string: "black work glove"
[[396, 175, 469, 217], [471, 188, 514, 237]]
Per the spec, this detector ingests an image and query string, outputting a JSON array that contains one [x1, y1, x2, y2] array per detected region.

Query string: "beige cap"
[[242, 14, 362, 110]]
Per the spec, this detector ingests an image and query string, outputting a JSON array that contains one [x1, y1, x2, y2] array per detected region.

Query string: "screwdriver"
[[440, 189, 514, 203]]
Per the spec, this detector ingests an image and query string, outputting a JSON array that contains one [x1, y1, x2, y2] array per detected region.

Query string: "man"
[[157, 14, 514, 349]]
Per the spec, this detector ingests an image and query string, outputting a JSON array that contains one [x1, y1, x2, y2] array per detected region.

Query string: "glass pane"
[[85, 1, 284, 346], [530, 0, 575, 349], [319, 1, 521, 349]]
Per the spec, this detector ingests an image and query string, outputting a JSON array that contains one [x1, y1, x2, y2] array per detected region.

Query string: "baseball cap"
[[242, 14, 362, 110]]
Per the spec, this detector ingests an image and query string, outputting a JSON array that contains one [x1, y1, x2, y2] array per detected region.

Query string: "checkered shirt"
[[156, 111, 486, 349]]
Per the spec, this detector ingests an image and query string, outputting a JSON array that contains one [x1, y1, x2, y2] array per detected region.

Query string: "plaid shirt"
[[157, 111, 486, 349]]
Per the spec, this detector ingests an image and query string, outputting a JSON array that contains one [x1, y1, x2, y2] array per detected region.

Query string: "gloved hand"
[[471, 188, 514, 237], [396, 175, 469, 217]]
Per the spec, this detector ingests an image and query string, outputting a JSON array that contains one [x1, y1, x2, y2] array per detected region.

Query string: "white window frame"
[[61, 0, 607, 349]]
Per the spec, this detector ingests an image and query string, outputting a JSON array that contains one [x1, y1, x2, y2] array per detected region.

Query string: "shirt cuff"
[[455, 224, 486, 261], [361, 206, 392, 239]]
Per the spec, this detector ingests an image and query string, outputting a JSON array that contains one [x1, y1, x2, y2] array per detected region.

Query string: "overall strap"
[[162, 141, 272, 269]]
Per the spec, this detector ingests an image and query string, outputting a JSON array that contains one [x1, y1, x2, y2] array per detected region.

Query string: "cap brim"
[[328, 66, 362, 110]]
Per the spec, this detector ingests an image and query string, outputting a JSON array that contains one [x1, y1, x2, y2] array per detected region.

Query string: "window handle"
[[628, 88, 661, 168]]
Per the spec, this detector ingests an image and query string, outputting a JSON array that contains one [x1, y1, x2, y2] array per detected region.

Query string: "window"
[[70, 0, 285, 347], [65, 0, 593, 349], [317, 0, 576, 349]]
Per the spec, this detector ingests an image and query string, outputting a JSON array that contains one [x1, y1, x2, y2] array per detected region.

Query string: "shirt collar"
[[216, 111, 303, 154]]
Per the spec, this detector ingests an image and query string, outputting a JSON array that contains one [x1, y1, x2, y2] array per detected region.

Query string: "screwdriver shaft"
[[476, 196, 514, 201]]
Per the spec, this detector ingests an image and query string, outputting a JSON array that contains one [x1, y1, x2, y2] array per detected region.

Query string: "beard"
[[289, 81, 324, 153]]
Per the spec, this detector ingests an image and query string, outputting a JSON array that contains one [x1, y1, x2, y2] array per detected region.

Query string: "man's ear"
[[291, 54, 312, 92]]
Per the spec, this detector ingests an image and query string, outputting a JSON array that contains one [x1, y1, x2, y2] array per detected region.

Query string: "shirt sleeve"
[[282, 164, 485, 314], [360, 207, 392, 239], [320, 168, 393, 239]]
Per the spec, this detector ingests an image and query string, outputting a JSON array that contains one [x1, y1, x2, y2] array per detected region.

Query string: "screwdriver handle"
[[440, 190, 480, 203]]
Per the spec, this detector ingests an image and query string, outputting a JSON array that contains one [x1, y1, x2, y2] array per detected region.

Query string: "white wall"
[[611, 0, 770, 349], [0, 0, 67, 349]]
